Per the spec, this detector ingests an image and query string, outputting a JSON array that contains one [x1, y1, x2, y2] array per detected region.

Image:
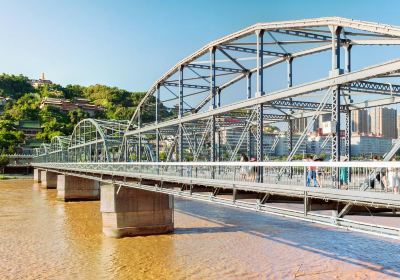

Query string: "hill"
[[0, 73, 148, 153]]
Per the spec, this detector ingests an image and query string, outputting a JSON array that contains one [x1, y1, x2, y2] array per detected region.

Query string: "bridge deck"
[[32, 162, 400, 239]]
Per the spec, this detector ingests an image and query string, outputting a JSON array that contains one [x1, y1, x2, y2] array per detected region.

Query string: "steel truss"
[[32, 17, 400, 239], [34, 17, 400, 166]]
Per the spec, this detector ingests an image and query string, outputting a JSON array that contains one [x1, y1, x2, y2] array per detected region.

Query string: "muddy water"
[[1, 179, 400, 279]]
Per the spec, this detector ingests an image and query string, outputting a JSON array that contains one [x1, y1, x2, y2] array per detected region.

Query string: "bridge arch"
[[47, 136, 70, 162], [123, 17, 400, 163], [69, 119, 128, 162]]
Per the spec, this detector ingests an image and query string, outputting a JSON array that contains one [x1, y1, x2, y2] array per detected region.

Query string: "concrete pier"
[[33, 169, 42, 183], [100, 184, 174, 238], [40, 170, 58, 189], [57, 175, 100, 201]]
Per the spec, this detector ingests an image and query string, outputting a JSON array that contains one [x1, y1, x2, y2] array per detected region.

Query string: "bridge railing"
[[31, 161, 400, 194]]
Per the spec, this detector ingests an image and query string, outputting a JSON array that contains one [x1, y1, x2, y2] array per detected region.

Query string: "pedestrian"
[[340, 156, 349, 189], [306, 155, 318, 187], [372, 155, 387, 190], [249, 157, 257, 182], [387, 157, 399, 194], [239, 153, 249, 181]]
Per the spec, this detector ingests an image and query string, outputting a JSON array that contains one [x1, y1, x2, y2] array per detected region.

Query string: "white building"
[[351, 135, 392, 156]]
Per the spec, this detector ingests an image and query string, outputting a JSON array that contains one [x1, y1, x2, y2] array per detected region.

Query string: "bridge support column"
[[57, 174, 100, 201], [40, 170, 57, 189], [33, 168, 42, 183], [100, 184, 174, 238]]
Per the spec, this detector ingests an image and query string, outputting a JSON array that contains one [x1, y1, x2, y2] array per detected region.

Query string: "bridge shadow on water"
[[173, 198, 400, 278]]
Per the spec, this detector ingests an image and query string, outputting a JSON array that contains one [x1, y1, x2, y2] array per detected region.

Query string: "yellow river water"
[[1, 179, 400, 279]]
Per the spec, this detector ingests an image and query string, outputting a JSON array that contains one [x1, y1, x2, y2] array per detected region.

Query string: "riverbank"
[[1, 179, 400, 279], [0, 174, 32, 180]]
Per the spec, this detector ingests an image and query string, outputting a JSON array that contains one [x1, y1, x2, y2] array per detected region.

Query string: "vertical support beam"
[[287, 57, 293, 88], [345, 107, 351, 159], [330, 25, 342, 186], [138, 106, 142, 162], [256, 29, 265, 182], [155, 85, 160, 162], [246, 72, 252, 158], [344, 43, 352, 162], [332, 86, 341, 163], [178, 66, 184, 162], [287, 57, 293, 160], [345, 43, 352, 73], [330, 26, 342, 74], [287, 119, 293, 156], [210, 47, 217, 164], [217, 87, 221, 108]]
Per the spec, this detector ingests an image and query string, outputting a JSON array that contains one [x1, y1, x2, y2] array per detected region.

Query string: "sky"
[[0, 0, 399, 92]]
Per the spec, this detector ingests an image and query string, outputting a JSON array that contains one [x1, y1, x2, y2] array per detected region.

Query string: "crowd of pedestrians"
[[238, 152, 399, 194]]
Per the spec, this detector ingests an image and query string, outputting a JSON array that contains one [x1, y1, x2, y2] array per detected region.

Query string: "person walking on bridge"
[[306, 155, 318, 187], [387, 157, 399, 194]]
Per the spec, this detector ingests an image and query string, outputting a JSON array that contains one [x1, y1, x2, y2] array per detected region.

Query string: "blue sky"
[[0, 0, 398, 92]]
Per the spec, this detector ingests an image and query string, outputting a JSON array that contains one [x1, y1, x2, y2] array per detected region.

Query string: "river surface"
[[1, 179, 400, 279]]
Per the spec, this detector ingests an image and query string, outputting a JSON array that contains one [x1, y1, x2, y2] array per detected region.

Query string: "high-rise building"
[[351, 109, 369, 135], [370, 107, 397, 139], [312, 113, 331, 134], [397, 115, 400, 139], [293, 117, 308, 134]]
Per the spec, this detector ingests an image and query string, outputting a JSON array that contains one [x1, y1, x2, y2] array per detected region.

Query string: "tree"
[[4, 93, 40, 120], [0, 154, 9, 174], [0, 121, 25, 153], [0, 74, 34, 98]]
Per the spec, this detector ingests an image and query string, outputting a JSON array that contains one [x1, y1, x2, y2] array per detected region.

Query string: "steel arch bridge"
[[121, 17, 400, 170], [48, 136, 70, 162], [31, 17, 400, 239], [68, 119, 128, 162]]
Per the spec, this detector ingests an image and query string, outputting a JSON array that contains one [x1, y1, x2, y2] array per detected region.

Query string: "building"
[[351, 109, 369, 135], [306, 135, 346, 156], [14, 120, 43, 139], [293, 117, 308, 134], [272, 134, 307, 157], [40, 97, 104, 116], [351, 135, 392, 156], [313, 113, 332, 135], [370, 107, 397, 139], [397, 115, 400, 139], [30, 73, 53, 88]]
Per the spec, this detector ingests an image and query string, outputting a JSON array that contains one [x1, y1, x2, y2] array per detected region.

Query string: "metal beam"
[[219, 45, 287, 57], [272, 28, 332, 41], [163, 82, 210, 90], [186, 63, 245, 74], [126, 58, 400, 136], [256, 29, 265, 182]]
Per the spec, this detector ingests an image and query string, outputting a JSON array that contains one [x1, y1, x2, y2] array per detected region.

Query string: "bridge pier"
[[40, 170, 58, 189], [33, 169, 42, 183], [57, 174, 100, 201], [100, 184, 174, 238]]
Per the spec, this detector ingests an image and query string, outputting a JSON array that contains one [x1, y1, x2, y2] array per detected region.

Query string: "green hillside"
[[0, 73, 149, 153]]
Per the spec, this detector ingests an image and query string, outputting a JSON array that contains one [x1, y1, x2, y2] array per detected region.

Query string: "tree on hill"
[[0, 74, 34, 98], [82, 84, 147, 120], [4, 93, 40, 120], [0, 120, 25, 153]]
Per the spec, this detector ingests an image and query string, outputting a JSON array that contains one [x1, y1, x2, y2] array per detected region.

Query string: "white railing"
[[32, 161, 400, 193]]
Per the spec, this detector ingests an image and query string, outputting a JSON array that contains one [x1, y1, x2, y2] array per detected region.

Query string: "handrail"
[[32, 161, 400, 168]]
